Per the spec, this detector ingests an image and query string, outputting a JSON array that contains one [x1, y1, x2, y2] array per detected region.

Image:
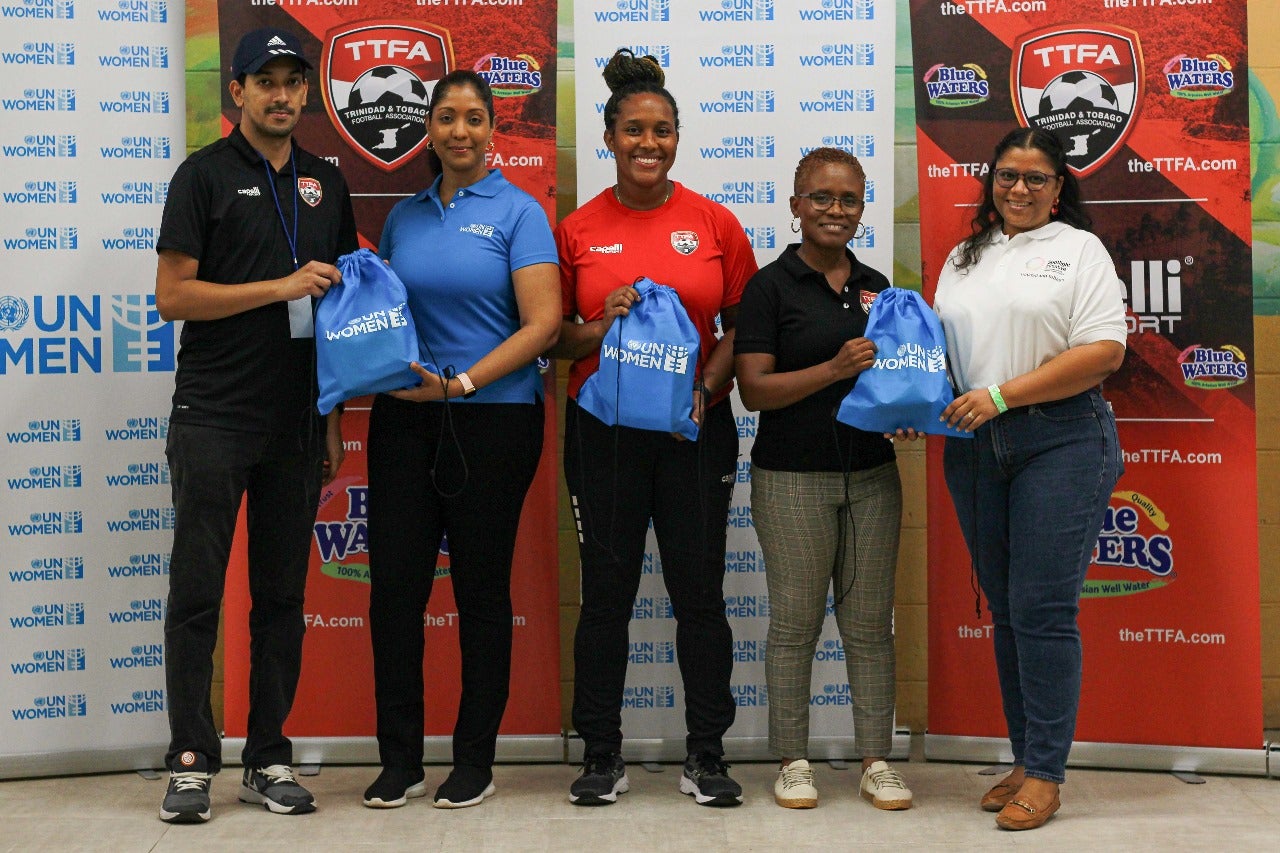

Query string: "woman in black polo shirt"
[[734, 148, 911, 812]]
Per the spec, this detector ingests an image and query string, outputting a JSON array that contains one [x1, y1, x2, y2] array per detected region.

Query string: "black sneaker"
[[569, 753, 629, 806], [363, 766, 428, 809], [238, 765, 316, 815], [432, 765, 495, 809], [679, 752, 743, 807], [159, 750, 212, 823]]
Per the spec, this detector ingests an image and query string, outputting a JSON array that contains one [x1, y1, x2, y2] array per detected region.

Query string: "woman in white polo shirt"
[[933, 127, 1125, 832]]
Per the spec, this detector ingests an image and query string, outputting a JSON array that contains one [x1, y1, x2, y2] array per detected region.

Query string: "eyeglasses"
[[993, 168, 1054, 191], [797, 192, 864, 211]]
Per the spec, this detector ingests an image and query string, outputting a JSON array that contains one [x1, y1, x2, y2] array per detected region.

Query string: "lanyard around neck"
[[262, 147, 299, 270]]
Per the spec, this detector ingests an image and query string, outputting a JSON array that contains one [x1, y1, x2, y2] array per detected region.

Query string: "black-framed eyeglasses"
[[797, 192, 864, 211], [993, 168, 1054, 191]]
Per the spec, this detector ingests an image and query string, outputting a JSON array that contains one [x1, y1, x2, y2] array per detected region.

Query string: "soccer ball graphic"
[[349, 66, 429, 108], [1038, 70, 1119, 114]]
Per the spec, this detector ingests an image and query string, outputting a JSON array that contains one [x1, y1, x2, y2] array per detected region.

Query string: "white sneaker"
[[860, 760, 912, 810], [774, 759, 818, 809]]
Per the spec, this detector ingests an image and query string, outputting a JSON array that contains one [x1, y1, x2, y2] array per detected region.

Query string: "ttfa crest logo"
[[1012, 24, 1144, 178], [321, 21, 455, 172]]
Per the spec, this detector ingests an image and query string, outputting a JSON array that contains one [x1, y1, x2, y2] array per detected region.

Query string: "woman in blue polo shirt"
[[361, 70, 560, 811]]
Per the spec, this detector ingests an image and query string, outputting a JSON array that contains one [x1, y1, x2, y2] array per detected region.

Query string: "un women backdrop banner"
[[575, 0, 901, 760], [911, 0, 1261, 768], [0, 1, 183, 778], [206, 0, 562, 760]]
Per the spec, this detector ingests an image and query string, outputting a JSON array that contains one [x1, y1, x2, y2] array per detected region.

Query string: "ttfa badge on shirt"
[[670, 230, 699, 255], [860, 290, 877, 314], [297, 177, 323, 207]]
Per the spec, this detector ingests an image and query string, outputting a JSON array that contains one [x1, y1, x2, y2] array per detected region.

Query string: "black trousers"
[[164, 421, 323, 773], [564, 397, 738, 758], [367, 394, 543, 770]]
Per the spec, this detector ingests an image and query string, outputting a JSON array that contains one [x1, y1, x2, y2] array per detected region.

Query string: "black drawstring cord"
[[417, 336, 469, 499], [830, 411, 859, 606], [968, 427, 982, 620]]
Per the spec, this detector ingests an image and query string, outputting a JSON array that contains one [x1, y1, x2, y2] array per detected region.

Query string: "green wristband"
[[987, 384, 1009, 414]]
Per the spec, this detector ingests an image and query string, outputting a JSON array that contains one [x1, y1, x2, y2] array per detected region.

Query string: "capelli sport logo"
[[1012, 24, 1143, 178]]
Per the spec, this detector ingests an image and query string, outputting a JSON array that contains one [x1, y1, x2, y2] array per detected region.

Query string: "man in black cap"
[[154, 26, 358, 823]]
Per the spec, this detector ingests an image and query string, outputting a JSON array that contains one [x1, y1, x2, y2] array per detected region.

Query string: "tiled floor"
[[3, 744, 1279, 851]]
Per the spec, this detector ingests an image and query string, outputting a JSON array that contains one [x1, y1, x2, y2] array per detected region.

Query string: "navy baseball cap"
[[231, 28, 312, 78]]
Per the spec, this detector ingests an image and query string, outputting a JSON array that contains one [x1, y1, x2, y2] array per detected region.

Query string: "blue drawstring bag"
[[835, 287, 971, 438], [315, 248, 423, 414], [577, 277, 701, 440]]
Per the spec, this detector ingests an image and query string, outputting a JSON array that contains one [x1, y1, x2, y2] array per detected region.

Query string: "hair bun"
[[602, 48, 665, 93]]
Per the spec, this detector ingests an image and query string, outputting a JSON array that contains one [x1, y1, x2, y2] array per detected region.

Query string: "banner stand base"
[[567, 729, 913, 764], [222, 735, 564, 767], [924, 734, 1267, 777], [0, 744, 168, 781]]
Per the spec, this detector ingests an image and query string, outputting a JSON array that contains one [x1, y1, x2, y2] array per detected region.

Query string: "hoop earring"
[[853, 223, 867, 239], [1051, 198, 1059, 216], [790, 217, 800, 233], [487, 140, 495, 151]]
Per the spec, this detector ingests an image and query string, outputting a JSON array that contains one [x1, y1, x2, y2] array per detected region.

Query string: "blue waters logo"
[[106, 552, 170, 578], [314, 485, 369, 562], [10, 647, 87, 674], [105, 460, 168, 487], [698, 135, 774, 160], [1, 40, 74, 64], [622, 685, 676, 708], [106, 598, 164, 624], [6, 418, 81, 443], [108, 643, 163, 669], [628, 640, 676, 664], [699, 0, 773, 21], [99, 44, 167, 68], [743, 226, 775, 250], [104, 415, 168, 441], [110, 688, 164, 714], [800, 43, 874, 68], [6, 463, 82, 490], [8, 556, 85, 583], [101, 180, 167, 205], [105, 507, 175, 533], [11, 693, 87, 720], [593, 0, 669, 23], [705, 181, 775, 205], [699, 44, 774, 68], [632, 595, 674, 620], [8, 601, 86, 628], [1, 133, 76, 158], [799, 0, 873, 21], [98, 0, 166, 23], [800, 88, 875, 113], [699, 89, 774, 114], [7, 511, 84, 536], [0, 0, 74, 20], [100, 135, 169, 159], [111, 294, 175, 372]]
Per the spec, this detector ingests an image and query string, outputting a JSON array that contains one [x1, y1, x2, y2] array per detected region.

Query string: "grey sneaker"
[[569, 753, 629, 805], [239, 764, 316, 815], [679, 752, 742, 807], [159, 751, 212, 823]]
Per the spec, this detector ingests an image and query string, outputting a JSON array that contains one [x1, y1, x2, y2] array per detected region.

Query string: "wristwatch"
[[457, 371, 477, 399]]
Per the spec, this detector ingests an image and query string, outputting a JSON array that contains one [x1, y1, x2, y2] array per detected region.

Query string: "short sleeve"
[[507, 197, 558, 273], [156, 159, 208, 260], [1067, 234, 1128, 349], [555, 218, 578, 318], [715, 206, 757, 310], [733, 269, 780, 356]]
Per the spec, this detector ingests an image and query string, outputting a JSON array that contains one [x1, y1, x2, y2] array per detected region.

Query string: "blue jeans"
[[943, 389, 1122, 783]]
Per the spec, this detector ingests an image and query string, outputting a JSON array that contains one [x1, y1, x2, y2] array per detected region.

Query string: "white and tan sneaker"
[[860, 760, 912, 810], [774, 759, 818, 809]]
